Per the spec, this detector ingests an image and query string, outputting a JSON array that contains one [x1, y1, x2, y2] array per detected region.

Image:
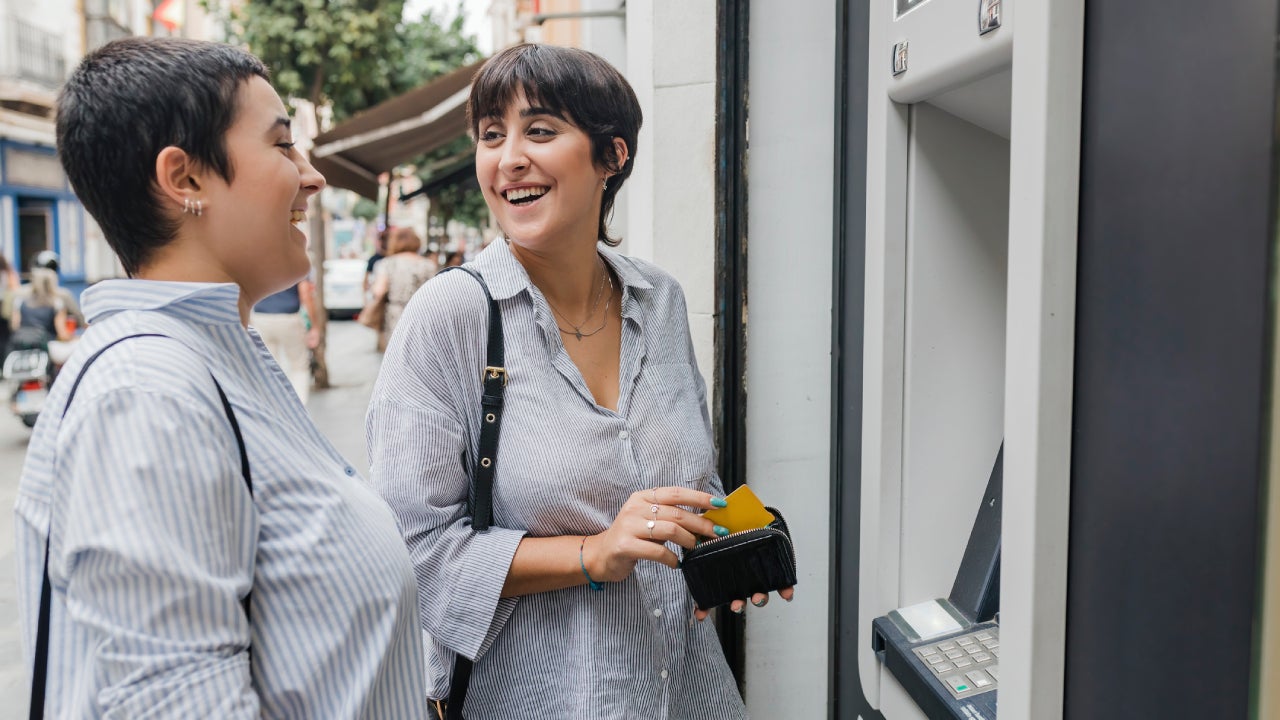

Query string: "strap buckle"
[[484, 366, 507, 386]]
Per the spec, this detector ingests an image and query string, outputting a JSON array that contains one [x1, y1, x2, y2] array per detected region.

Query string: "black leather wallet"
[[680, 507, 798, 610]]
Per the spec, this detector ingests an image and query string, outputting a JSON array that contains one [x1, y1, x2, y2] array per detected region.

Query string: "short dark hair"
[[56, 37, 269, 276], [467, 44, 642, 246]]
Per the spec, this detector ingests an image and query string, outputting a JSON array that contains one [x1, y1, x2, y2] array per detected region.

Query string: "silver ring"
[[646, 519, 656, 539], [650, 504, 660, 517], [650, 487, 658, 503]]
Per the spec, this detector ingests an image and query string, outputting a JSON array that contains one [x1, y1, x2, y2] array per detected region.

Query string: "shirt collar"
[[472, 239, 654, 302], [82, 279, 245, 326]]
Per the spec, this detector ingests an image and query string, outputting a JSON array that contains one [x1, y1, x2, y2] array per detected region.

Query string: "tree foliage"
[[203, 0, 480, 121]]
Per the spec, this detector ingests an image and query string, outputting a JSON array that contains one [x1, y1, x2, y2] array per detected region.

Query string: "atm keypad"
[[911, 627, 1000, 700]]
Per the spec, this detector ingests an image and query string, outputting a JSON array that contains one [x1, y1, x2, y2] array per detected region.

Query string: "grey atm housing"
[[828, 0, 1275, 718]]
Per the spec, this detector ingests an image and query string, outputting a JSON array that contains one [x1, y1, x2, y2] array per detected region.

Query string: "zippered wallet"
[[680, 507, 798, 610]]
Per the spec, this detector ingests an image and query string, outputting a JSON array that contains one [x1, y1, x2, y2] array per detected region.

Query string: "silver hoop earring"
[[196, 199, 203, 217], [182, 197, 191, 214], [602, 179, 608, 190]]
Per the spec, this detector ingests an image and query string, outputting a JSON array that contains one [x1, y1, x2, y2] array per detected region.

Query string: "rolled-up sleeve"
[[53, 384, 258, 718], [366, 277, 526, 661]]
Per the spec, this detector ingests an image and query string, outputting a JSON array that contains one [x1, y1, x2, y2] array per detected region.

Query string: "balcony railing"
[[3, 18, 67, 88]]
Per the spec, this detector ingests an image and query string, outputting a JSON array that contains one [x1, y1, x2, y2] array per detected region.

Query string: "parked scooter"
[[4, 347, 51, 428]]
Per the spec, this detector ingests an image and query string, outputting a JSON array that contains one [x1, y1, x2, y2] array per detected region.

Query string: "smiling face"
[[475, 92, 609, 253], [198, 76, 324, 301]]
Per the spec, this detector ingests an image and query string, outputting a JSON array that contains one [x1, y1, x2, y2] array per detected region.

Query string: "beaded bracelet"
[[579, 536, 605, 591]]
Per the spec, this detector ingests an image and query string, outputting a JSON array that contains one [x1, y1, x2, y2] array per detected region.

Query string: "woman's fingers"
[[648, 504, 723, 543], [693, 589, 793, 621], [646, 518, 700, 550], [639, 486, 724, 511], [626, 534, 682, 569]]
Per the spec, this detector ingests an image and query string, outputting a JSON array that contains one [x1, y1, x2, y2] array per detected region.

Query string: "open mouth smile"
[[503, 186, 549, 205]]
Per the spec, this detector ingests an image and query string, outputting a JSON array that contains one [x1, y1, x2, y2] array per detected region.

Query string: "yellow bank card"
[[702, 485, 775, 534]]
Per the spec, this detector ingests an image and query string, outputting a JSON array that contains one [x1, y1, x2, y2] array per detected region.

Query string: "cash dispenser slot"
[[873, 446, 1003, 719]]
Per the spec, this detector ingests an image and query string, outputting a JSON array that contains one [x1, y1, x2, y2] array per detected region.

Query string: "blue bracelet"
[[579, 536, 605, 591]]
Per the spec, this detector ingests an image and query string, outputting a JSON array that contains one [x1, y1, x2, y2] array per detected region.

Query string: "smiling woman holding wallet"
[[366, 44, 794, 720]]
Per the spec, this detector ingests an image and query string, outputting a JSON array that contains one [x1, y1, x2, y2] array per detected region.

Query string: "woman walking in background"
[[8, 268, 72, 347], [370, 226, 436, 351], [0, 254, 18, 359]]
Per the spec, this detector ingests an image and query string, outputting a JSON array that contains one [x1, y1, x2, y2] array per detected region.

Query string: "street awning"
[[310, 60, 484, 199]]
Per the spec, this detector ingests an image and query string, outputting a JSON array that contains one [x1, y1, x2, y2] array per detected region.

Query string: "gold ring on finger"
[[646, 519, 656, 539]]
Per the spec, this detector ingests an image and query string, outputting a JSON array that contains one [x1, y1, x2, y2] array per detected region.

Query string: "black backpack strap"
[[29, 333, 253, 720], [438, 266, 505, 720]]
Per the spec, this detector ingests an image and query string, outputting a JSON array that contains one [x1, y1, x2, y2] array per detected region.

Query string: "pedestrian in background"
[[15, 37, 427, 718], [250, 279, 320, 403], [366, 43, 788, 719], [10, 251, 85, 328], [0, 253, 19, 362], [440, 250, 465, 271], [369, 226, 435, 351], [364, 228, 388, 297]]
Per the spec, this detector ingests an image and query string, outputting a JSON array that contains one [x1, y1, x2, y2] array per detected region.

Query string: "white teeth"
[[290, 210, 307, 224], [504, 187, 548, 202]]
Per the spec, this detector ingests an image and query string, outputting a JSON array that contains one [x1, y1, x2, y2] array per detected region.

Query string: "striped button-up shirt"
[[14, 280, 427, 718], [367, 240, 747, 720]]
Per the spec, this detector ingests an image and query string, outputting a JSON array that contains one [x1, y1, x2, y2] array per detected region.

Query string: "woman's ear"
[[608, 137, 629, 176], [154, 146, 203, 212]]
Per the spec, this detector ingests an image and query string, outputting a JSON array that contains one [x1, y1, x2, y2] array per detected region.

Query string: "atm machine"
[[833, 0, 1279, 717], [850, 0, 1082, 718]]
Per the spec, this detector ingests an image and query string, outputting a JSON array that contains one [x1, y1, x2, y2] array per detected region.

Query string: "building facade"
[[0, 0, 218, 292]]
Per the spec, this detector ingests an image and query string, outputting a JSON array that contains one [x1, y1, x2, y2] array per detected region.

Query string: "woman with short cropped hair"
[[15, 37, 428, 718]]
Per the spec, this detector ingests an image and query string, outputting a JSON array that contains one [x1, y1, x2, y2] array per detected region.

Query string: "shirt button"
[[660, 669, 669, 679], [344, 466, 356, 476], [653, 608, 663, 618], [619, 430, 630, 440]]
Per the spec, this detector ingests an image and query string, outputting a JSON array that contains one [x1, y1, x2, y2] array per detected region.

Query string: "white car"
[[323, 258, 367, 320]]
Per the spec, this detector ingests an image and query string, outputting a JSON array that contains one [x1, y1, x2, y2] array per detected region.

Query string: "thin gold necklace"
[[547, 261, 614, 341]]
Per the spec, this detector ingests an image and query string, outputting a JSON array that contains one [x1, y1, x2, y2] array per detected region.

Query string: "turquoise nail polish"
[[714, 525, 729, 536], [711, 497, 728, 508]]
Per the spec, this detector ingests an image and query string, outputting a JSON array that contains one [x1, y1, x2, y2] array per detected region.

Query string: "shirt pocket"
[[633, 362, 716, 486]]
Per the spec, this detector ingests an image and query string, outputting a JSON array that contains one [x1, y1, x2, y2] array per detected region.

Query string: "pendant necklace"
[[547, 259, 614, 341]]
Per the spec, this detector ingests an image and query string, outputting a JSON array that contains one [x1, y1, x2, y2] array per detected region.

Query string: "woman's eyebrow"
[[267, 116, 292, 134], [520, 106, 565, 120]]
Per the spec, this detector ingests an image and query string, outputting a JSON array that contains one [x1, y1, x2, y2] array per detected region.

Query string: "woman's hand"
[[583, 486, 728, 583], [693, 587, 796, 622]]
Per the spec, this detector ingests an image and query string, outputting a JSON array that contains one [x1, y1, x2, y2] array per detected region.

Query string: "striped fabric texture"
[[14, 280, 428, 718], [367, 240, 747, 720]]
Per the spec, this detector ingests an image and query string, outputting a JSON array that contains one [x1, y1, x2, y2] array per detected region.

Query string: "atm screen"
[[896, 0, 930, 17]]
